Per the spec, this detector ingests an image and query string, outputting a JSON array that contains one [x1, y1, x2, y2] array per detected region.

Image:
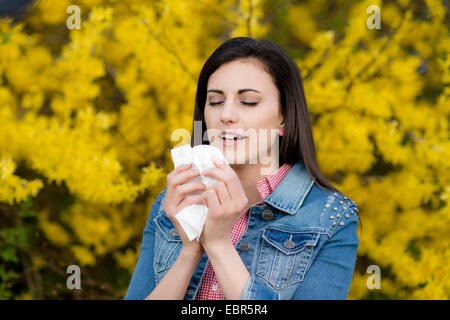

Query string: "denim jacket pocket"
[[256, 227, 320, 289], [153, 213, 182, 274]]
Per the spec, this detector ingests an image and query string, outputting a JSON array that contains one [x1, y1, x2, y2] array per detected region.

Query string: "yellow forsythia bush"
[[0, 0, 448, 299]]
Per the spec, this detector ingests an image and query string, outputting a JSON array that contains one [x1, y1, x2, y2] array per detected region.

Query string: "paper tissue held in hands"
[[170, 144, 229, 242]]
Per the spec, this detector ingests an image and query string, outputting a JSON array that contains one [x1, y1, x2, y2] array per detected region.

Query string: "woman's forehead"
[[207, 60, 275, 94]]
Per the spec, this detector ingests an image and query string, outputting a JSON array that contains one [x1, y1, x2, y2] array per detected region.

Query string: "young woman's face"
[[204, 58, 283, 167]]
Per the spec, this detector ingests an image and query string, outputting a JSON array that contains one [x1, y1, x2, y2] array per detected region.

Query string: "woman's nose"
[[220, 102, 238, 123]]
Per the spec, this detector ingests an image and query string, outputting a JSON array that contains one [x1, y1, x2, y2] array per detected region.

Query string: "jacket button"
[[284, 239, 295, 249], [261, 210, 273, 221], [239, 241, 250, 251], [186, 289, 192, 295], [169, 228, 178, 237]]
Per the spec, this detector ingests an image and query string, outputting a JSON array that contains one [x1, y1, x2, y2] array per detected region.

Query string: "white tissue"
[[170, 144, 229, 242]]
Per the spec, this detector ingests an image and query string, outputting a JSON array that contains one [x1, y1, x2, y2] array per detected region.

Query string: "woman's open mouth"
[[219, 133, 247, 146]]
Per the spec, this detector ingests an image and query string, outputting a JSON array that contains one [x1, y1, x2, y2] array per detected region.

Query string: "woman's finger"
[[202, 165, 244, 202], [177, 194, 206, 211], [211, 181, 231, 207], [201, 167, 227, 186], [166, 164, 199, 211], [175, 181, 206, 198], [172, 167, 201, 186], [167, 163, 192, 191], [174, 162, 192, 173], [205, 189, 220, 214], [168, 163, 191, 180], [211, 156, 244, 194]]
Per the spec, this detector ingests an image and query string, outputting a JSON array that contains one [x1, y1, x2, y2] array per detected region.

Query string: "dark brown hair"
[[190, 36, 342, 197]]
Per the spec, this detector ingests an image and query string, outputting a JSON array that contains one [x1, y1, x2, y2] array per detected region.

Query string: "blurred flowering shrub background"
[[0, 0, 448, 299]]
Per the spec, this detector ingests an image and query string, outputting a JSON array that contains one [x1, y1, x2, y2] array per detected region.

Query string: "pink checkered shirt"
[[194, 163, 293, 300]]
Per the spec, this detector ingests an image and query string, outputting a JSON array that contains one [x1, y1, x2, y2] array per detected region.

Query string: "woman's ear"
[[278, 107, 285, 134], [278, 112, 284, 127], [278, 116, 285, 136]]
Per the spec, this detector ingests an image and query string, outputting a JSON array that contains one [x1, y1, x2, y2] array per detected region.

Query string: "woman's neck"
[[231, 161, 280, 207]]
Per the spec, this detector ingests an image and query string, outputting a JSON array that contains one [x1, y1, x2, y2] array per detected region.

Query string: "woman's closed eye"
[[208, 101, 259, 106]]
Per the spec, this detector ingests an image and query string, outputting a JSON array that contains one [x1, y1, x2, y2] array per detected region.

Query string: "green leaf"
[[0, 228, 17, 243], [0, 282, 12, 300], [0, 264, 18, 281], [0, 246, 19, 263], [19, 196, 36, 218], [1, 32, 12, 45]]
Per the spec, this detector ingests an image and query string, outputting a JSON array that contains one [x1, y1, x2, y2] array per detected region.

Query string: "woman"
[[124, 37, 360, 300]]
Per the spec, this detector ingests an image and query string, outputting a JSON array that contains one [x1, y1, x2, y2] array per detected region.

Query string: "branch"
[[140, 19, 197, 82]]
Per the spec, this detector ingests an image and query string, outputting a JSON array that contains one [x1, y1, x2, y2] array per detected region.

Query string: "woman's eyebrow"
[[207, 88, 261, 95]]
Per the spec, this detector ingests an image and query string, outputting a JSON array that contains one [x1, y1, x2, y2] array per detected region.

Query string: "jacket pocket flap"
[[154, 214, 181, 242], [262, 228, 320, 255]]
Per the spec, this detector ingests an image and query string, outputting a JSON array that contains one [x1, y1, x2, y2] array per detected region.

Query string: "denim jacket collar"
[[262, 161, 315, 216]]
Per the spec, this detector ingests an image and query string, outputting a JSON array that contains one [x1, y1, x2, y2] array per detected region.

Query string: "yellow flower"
[[72, 245, 96, 266]]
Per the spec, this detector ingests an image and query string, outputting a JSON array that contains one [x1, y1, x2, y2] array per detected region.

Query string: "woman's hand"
[[198, 156, 250, 251], [164, 163, 207, 257]]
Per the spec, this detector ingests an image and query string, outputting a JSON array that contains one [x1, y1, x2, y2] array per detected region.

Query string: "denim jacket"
[[124, 160, 359, 300]]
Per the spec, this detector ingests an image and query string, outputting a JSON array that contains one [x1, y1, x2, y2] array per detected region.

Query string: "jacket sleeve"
[[124, 189, 165, 300], [240, 275, 281, 300], [291, 206, 360, 299]]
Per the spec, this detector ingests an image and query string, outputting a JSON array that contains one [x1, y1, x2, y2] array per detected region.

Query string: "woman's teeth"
[[221, 134, 245, 140]]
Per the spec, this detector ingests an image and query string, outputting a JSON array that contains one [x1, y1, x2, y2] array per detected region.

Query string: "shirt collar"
[[256, 163, 292, 200], [262, 161, 315, 215]]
